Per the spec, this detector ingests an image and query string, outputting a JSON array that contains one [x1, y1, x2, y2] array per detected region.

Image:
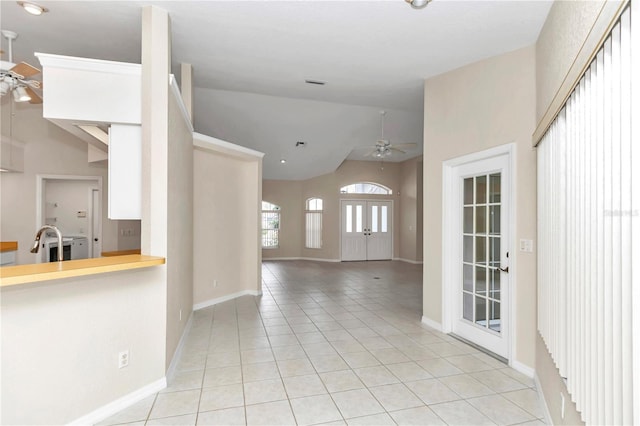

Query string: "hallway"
[[100, 260, 545, 425]]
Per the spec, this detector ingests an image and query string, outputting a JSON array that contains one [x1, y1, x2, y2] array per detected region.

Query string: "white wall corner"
[[534, 372, 553, 426], [193, 290, 262, 311], [166, 311, 194, 383], [421, 316, 443, 332], [69, 377, 166, 426]]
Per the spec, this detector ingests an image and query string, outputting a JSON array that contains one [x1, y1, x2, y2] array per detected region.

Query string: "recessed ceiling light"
[[280, 159, 287, 164], [17, 1, 48, 15], [305, 79, 326, 86]]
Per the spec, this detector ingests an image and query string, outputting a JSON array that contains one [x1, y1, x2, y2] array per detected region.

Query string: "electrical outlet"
[[560, 392, 565, 419], [118, 350, 129, 369]]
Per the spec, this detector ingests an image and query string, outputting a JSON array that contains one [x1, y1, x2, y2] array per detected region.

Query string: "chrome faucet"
[[31, 225, 64, 262]]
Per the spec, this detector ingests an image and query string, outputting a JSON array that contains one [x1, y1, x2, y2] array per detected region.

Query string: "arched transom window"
[[340, 182, 392, 195]]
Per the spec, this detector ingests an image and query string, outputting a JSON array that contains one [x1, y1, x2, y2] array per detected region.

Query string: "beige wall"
[[422, 46, 537, 369], [165, 85, 194, 366], [193, 145, 262, 306], [0, 100, 119, 265], [536, 0, 607, 122], [1, 268, 166, 424], [263, 159, 423, 262], [399, 157, 423, 262]]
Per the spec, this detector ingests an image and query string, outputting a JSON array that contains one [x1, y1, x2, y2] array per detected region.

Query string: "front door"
[[341, 200, 392, 261], [452, 154, 510, 358]]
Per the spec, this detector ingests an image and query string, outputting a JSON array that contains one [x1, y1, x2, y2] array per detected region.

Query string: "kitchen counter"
[[0, 254, 165, 287]]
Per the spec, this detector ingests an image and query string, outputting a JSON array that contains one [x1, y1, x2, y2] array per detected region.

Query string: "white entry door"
[[341, 200, 392, 261], [451, 154, 511, 358]]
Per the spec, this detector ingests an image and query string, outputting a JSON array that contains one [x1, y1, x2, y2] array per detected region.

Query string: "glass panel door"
[[462, 172, 502, 333]]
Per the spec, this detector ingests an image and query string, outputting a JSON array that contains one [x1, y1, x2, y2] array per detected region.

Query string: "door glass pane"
[[489, 237, 500, 268], [464, 178, 474, 205], [489, 301, 501, 332], [489, 205, 500, 235], [371, 206, 378, 232], [463, 236, 473, 263], [476, 175, 487, 204], [346, 205, 352, 233], [475, 236, 486, 265], [475, 266, 487, 295], [463, 292, 473, 321], [356, 205, 363, 232], [489, 173, 501, 203], [475, 296, 487, 326], [490, 268, 501, 301], [463, 264, 473, 292], [464, 207, 473, 234], [462, 171, 503, 335], [381, 206, 388, 232], [476, 206, 487, 234]]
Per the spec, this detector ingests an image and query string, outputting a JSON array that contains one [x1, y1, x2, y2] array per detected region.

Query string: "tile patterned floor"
[[100, 260, 546, 426]]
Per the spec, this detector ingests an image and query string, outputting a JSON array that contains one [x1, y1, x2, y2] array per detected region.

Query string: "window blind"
[[537, 7, 634, 424]]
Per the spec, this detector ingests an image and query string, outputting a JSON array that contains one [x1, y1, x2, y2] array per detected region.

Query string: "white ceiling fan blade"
[[364, 149, 378, 157], [389, 147, 406, 154]]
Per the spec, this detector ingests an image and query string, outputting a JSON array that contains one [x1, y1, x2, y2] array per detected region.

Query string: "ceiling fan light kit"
[[0, 29, 43, 104]]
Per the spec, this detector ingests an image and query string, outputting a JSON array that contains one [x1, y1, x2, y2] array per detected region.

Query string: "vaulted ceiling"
[[1, 0, 553, 179]]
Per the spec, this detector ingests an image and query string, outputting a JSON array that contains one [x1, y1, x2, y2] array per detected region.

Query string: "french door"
[[452, 154, 510, 358], [341, 200, 392, 261]]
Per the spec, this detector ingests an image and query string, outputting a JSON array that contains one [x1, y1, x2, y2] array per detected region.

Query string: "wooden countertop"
[[102, 249, 142, 257], [0, 242, 18, 253], [0, 255, 165, 287]]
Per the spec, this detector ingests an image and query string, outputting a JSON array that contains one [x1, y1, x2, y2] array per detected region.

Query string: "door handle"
[[499, 266, 509, 273]]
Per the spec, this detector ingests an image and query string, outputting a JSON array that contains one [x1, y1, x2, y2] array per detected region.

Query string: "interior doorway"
[[340, 199, 393, 261], [35, 174, 103, 263]]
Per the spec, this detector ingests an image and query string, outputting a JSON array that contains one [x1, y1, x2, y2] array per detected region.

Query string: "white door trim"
[[441, 143, 517, 363]]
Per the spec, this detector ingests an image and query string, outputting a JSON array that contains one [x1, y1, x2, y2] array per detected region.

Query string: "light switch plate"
[[519, 239, 534, 252]]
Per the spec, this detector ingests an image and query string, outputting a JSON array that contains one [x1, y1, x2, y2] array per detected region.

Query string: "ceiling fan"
[[1, 30, 42, 104], [364, 111, 416, 158]]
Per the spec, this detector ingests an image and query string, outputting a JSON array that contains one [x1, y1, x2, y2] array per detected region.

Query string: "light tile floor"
[[100, 260, 546, 426]]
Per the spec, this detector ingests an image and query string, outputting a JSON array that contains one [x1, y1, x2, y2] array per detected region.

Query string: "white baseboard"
[[393, 258, 424, 265], [534, 372, 553, 426], [300, 257, 341, 263], [70, 377, 166, 425], [421, 316, 442, 332], [510, 359, 535, 379], [166, 311, 194, 383], [263, 256, 341, 263], [193, 289, 262, 311]]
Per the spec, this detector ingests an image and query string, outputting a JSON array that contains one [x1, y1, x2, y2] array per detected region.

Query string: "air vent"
[[296, 141, 307, 147], [305, 79, 326, 86]]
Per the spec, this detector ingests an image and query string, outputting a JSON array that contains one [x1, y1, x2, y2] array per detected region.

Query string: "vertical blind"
[[537, 6, 634, 424], [305, 212, 322, 249]]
